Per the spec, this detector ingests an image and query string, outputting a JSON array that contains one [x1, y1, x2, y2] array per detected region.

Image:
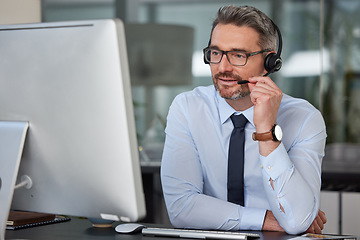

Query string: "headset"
[[203, 20, 282, 77]]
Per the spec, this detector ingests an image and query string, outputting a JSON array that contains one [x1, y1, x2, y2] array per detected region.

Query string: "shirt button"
[[260, 164, 263, 168], [277, 195, 280, 199], [267, 166, 272, 170]]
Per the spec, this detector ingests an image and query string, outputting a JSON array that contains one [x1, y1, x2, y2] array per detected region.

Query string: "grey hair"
[[209, 5, 277, 51]]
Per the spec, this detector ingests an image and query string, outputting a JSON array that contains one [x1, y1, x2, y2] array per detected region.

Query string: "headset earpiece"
[[264, 20, 282, 75], [264, 52, 282, 74]]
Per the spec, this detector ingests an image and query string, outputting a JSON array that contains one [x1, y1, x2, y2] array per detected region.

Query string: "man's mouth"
[[219, 78, 237, 82], [218, 77, 240, 85], [215, 73, 242, 84]]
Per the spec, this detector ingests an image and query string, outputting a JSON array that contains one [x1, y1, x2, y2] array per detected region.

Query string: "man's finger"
[[319, 210, 327, 224], [315, 215, 324, 230]]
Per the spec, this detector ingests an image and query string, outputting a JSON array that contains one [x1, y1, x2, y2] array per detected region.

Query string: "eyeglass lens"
[[206, 49, 247, 66]]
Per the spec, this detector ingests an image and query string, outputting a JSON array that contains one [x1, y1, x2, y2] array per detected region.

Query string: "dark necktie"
[[227, 114, 248, 206]]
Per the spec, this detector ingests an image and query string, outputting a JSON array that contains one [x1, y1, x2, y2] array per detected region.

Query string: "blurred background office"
[[1, 0, 360, 236]]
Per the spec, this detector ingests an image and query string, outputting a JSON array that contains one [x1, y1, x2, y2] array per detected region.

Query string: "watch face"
[[274, 125, 283, 141]]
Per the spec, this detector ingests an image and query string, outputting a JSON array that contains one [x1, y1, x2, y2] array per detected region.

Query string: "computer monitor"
[[0, 19, 146, 234]]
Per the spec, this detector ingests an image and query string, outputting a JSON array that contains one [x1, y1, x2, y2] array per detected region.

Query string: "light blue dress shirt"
[[161, 85, 327, 234]]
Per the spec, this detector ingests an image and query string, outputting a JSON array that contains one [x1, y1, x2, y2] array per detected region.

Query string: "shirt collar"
[[216, 91, 255, 127]]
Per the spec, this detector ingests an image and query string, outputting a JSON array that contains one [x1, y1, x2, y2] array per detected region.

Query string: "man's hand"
[[262, 210, 285, 232], [305, 210, 327, 234], [248, 76, 283, 133], [248, 76, 283, 157]]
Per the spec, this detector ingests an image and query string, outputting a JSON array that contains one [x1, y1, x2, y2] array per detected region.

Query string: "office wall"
[[321, 191, 360, 236], [0, 0, 41, 24]]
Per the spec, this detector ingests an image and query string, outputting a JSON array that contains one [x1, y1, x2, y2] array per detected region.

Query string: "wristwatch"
[[252, 124, 282, 142]]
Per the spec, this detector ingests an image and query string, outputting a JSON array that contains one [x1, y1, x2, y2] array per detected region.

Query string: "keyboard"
[[142, 227, 260, 239]]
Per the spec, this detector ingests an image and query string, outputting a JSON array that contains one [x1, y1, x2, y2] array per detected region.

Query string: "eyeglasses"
[[203, 47, 271, 66]]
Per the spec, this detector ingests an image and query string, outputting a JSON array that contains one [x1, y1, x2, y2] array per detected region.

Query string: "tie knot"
[[230, 114, 248, 129]]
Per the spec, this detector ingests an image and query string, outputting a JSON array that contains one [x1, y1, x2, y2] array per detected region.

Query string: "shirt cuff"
[[260, 143, 293, 180], [239, 207, 267, 230]]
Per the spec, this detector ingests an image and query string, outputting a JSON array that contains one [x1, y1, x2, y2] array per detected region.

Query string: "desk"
[[141, 161, 167, 224], [321, 162, 360, 192], [321, 143, 360, 192], [5, 217, 302, 240]]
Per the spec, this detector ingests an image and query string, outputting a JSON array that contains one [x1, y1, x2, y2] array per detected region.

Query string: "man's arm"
[[249, 76, 327, 234], [262, 208, 327, 233], [263, 181, 327, 234]]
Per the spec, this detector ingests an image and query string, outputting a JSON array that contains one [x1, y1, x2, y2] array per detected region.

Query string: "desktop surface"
[[5, 217, 306, 240]]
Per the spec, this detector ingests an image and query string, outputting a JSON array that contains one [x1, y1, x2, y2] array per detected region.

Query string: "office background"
[[1, 0, 360, 236]]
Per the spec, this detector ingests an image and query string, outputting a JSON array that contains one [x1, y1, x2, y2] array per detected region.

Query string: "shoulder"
[[166, 85, 221, 130], [278, 94, 323, 120], [170, 85, 217, 112], [174, 85, 215, 102], [278, 94, 326, 146]]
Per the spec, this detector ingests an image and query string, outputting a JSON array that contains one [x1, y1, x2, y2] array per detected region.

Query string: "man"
[[161, 5, 327, 234]]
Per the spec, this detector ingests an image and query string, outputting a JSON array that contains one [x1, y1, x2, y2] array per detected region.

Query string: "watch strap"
[[252, 124, 282, 142], [252, 131, 273, 141]]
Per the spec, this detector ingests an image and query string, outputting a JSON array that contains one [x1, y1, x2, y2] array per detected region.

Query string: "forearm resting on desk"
[[262, 210, 327, 234]]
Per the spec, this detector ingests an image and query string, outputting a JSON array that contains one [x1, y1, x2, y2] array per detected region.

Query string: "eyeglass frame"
[[203, 47, 271, 66]]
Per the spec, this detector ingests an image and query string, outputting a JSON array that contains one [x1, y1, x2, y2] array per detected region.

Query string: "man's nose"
[[218, 54, 233, 72]]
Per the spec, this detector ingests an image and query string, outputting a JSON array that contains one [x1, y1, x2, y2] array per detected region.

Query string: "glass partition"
[[41, 0, 360, 155], [321, 0, 360, 143]]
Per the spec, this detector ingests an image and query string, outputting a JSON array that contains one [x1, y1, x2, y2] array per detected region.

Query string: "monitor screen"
[[0, 19, 146, 225]]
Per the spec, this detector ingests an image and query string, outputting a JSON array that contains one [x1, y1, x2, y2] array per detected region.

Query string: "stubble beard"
[[213, 72, 250, 100]]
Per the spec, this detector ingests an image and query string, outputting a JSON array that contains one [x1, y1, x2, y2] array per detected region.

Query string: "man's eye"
[[211, 51, 221, 56], [232, 52, 246, 59]]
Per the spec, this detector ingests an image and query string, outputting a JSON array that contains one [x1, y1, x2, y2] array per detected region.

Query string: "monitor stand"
[[0, 121, 28, 240]]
